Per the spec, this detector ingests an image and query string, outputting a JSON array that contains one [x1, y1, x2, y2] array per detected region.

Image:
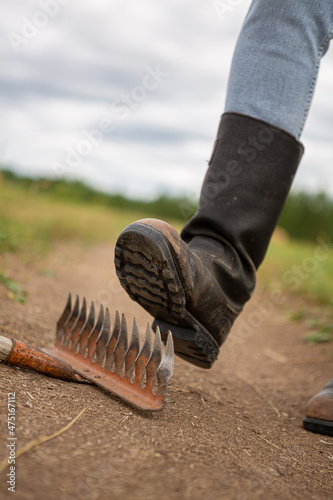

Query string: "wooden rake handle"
[[0, 335, 84, 383]]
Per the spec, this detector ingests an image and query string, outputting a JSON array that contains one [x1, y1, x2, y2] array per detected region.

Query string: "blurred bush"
[[0, 169, 196, 222], [278, 191, 333, 242], [1, 169, 332, 243]]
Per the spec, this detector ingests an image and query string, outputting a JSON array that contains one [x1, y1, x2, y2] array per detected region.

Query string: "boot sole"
[[303, 416, 333, 436], [114, 223, 219, 368]]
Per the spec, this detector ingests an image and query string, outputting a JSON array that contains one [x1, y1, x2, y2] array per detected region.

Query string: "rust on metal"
[[44, 293, 174, 411], [1, 293, 174, 411], [6, 339, 84, 383]]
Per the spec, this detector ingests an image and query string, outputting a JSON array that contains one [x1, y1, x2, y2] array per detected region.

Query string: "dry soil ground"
[[0, 242, 332, 500]]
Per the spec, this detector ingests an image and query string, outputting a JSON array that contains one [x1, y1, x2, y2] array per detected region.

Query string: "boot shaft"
[[181, 112, 304, 309], [182, 112, 304, 269]]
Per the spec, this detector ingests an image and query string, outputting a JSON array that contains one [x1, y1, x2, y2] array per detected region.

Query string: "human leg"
[[223, 0, 333, 435], [115, 115, 303, 367], [225, 0, 333, 138], [114, 0, 332, 368]]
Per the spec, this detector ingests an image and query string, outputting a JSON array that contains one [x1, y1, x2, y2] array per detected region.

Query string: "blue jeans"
[[224, 0, 333, 139]]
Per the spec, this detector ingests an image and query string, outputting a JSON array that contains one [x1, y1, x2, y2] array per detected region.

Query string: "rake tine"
[[114, 314, 128, 376], [135, 323, 152, 386], [79, 301, 95, 357], [157, 331, 174, 395], [95, 308, 111, 365], [63, 295, 80, 348], [145, 327, 162, 392], [124, 318, 140, 380], [48, 297, 176, 410], [56, 293, 72, 344], [69, 297, 87, 351], [88, 305, 104, 362], [104, 310, 121, 371]]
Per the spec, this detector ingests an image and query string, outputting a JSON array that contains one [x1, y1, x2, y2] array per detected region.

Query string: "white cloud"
[[1, 0, 333, 199]]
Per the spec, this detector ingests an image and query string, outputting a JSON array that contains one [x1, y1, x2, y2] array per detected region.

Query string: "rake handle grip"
[[0, 335, 81, 383], [0, 336, 12, 361]]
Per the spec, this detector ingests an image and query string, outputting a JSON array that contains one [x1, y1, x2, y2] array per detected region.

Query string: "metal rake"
[[0, 294, 174, 411]]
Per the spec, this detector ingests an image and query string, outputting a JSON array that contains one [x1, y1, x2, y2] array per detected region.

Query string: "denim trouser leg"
[[224, 0, 333, 139]]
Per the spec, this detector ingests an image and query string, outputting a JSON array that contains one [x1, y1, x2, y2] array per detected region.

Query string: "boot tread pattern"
[[115, 244, 185, 317], [115, 227, 219, 369]]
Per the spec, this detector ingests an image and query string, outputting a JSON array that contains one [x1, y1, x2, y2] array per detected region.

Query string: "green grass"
[[259, 239, 333, 343], [0, 180, 181, 256], [0, 170, 196, 223], [304, 329, 333, 345], [1, 174, 332, 307], [0, 272, 27, 303], [258, 238, 333, 306], [278, 191, 333, 242]]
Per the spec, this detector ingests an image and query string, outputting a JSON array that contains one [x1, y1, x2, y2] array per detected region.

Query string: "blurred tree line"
[[1, 169, 332, 243]]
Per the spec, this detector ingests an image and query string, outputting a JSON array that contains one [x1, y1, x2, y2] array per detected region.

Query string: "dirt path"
[[0, 243, 332, 500]]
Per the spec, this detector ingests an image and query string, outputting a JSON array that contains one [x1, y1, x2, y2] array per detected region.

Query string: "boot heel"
[[152, 318, 219, 369]]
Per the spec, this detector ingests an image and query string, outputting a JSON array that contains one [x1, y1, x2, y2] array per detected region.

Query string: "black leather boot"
[[303, 379, 333, 436], [114, 113, 304, 368]]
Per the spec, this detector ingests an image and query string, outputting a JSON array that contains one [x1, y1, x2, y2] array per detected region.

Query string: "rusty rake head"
[[45, 293, 174, 411]]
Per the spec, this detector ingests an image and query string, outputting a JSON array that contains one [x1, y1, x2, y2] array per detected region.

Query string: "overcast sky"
[[1, 0, 333, 200]]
